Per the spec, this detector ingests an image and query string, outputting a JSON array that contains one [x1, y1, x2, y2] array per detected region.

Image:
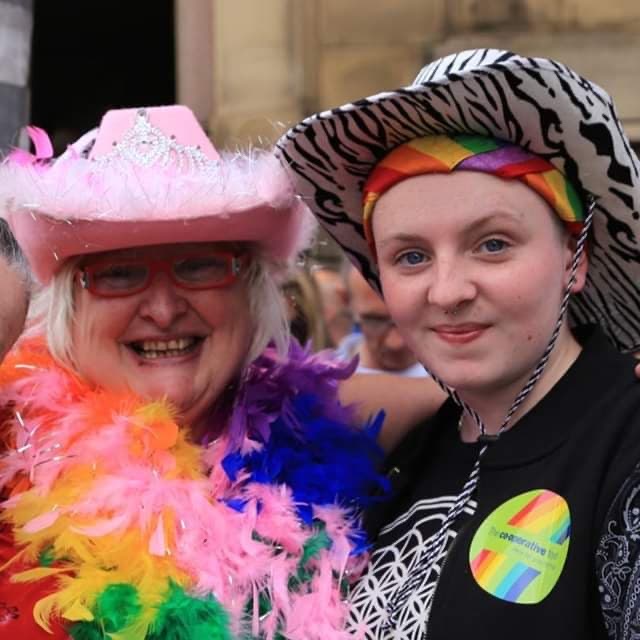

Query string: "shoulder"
[[565, 331, 640, 525], [587, 329, 640, 636], [385, 399, 457, 471], [567, 329, 640, 469]]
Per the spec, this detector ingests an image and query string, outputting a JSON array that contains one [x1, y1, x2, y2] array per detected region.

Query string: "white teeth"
[[139, 338, 194, 352], [134, 337, 198, 358]]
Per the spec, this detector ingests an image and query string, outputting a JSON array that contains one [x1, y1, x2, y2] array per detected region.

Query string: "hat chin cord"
[[384, 195, 595, 628]]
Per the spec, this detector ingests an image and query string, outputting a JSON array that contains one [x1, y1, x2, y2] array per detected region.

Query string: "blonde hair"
[[26, 250, 291, 371], [281, 267, 332, 351]]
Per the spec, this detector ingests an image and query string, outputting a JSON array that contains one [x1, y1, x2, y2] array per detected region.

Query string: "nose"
[[426, 257, 476, 312], [138, 273, 189, 329]]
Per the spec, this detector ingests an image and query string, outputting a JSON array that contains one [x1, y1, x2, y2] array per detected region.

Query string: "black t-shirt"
[[349, 403, 480, 637], [349, 327, 640, 640]]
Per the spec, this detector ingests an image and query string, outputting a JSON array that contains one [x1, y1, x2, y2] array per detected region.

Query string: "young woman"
[[278, 49, 640, 639]]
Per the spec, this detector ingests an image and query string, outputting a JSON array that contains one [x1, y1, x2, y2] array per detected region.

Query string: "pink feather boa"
[[0, 339, 375, 639]]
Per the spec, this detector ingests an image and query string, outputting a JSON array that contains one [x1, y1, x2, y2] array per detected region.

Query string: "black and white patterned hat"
[[277, 49, 640, 352]]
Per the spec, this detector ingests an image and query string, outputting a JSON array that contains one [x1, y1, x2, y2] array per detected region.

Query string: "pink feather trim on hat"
[[0, 106, 315, 283]]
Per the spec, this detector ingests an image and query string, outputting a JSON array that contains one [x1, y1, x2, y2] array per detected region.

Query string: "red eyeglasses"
[[78, 251, 246, 298]]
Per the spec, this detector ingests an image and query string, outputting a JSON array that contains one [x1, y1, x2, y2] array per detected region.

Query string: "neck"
[[189, 416, 213, 444], [357, 341, 378, 370], [186, 383, 238, 445], [458, 326, 582, 443]]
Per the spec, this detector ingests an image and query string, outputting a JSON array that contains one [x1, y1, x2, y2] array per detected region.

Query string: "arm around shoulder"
[[339, 373, 447, 452]]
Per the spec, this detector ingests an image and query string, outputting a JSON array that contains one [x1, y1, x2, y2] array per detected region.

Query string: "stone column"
[[175, 0, 214, 126], [176, 0, 307, 148], [0, 0, 33, 151]]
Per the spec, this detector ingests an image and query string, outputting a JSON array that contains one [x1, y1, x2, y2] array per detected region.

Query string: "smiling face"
[[71, 242, 253, 431], [372, 171, 587, 406]]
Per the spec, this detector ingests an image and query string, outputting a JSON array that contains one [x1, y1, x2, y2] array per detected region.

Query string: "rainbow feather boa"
[[0, 338, 388, 639]]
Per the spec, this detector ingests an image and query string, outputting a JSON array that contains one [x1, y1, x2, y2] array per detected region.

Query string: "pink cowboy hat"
[[1, 105, 314, 283]]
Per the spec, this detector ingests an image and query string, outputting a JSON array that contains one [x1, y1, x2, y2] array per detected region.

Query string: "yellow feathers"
[[134, 401, 180, 451], [0, 341, 219, 635], [9, 566, 71, 582]]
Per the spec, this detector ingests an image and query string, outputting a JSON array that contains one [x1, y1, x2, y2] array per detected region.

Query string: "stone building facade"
[[174, 0, 640, 264], [175, 0, 640, 148]]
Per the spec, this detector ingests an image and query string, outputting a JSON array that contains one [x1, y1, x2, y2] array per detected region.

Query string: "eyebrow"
[[376, 211, 523, 248], [466, 211, 523, 232], [377, 233, 425, 249]]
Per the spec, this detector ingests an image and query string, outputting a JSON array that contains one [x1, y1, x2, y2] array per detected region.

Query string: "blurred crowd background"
[[2, 0, 640, 363]]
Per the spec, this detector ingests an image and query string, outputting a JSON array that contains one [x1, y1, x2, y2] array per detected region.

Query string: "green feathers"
[[68, 581, 230, 640], [96, 584, 142, 633], [68, 583, 141, 639], [147, 582, 231, 640]]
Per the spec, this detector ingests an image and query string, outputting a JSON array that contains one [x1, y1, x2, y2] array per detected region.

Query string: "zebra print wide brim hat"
[[277, 48, 640, 352]]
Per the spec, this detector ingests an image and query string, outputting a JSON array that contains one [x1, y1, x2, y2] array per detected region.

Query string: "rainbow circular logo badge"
[[469, 489, 570, 604]]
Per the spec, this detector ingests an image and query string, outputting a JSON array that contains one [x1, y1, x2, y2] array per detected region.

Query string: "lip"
[[431, 323, 489, 345], [123, 333, 206, 343]]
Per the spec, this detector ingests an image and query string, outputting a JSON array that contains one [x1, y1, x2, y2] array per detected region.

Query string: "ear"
[[564, 234, 589, 294]]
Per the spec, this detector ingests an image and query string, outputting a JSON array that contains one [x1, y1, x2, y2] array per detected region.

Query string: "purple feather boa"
[[209, 340, 359, 452]]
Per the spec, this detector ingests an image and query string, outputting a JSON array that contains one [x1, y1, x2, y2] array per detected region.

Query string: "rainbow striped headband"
[[362, 134, 586, 259]]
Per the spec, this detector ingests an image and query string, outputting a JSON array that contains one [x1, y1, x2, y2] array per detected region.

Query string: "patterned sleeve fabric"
[[596, 463, 640, 640]]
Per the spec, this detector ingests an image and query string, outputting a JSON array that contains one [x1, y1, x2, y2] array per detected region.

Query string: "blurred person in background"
[[337, 266, 426, 377], [310, 264, 352, 348], [281, 265, 330, 350]]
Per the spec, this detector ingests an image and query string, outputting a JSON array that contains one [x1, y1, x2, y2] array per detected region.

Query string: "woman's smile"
[[125, 335, 205, 361], [431, 323, 489, 345]]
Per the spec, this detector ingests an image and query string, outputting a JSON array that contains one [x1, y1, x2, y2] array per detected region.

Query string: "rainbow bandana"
[[362, 134, 586, 259]]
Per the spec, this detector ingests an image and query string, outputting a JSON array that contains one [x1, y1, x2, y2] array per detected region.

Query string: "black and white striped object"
[[277, 48, 640, 352]]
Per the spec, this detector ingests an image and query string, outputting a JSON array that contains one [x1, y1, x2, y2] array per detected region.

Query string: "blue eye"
[[481, 238, 508, 253], [397, 251, 426, 266]]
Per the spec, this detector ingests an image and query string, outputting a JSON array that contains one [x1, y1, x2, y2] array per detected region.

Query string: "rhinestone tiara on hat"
[[91, 108, 218, 175]]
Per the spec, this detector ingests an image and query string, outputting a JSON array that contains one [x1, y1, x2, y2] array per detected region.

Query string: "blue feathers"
[[219, 340, 390, 549], [222, 393, 389, 524]]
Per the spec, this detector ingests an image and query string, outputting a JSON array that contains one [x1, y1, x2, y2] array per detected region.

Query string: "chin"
[[133, 381, 190, 409], [427, 367, 484, 392]]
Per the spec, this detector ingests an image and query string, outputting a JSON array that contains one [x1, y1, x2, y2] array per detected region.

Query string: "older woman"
[[0, 106, 390, 639], [278, 50, 640, 638]]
